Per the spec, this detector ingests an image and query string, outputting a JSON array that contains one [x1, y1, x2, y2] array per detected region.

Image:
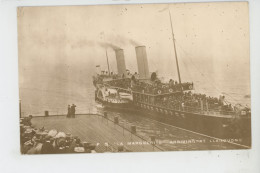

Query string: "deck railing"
[[137, 100, 236, 117]]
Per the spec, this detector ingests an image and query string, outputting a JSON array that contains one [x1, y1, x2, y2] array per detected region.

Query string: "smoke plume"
[[129, 39, 141, 46], [106, 34, 142, 47], [114, 35, 142, 46], [98, 42, 121, 50]]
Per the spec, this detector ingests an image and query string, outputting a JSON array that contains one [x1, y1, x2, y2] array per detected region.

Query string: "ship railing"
[[203, 105, 236, 116], [131, 86, 182, 95], [103, 83, 127, 89], [103, 83, 132, 94], [151, 102, 180, 110], [104, 78, 131, 85], [130, 97, 238, 118], [181, 105, 236, 116], [151, 102, 236, 117], [104, 83, 182, 96]]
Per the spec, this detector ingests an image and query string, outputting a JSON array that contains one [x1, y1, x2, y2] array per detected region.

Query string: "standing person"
[[67, 105, 71, 118], [23, 115, 33, 126], [71, 104, 76, 118]]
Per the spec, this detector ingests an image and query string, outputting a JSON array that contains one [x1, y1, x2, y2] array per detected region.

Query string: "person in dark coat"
[[67, 105, 71, 118], [23, 115, 33, 126], [41, 137, 55, 154], [71, 104, 76, 118]]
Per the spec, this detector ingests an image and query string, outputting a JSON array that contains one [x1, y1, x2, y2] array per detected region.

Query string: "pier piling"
[[131, 125, 136, 134], [104, 112, 108, 119], [44, 111, 49, 117], [150, 135, 156, 151], [114, 116, 119, 124]]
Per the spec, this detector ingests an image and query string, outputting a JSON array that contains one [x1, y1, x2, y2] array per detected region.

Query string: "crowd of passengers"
[[98, 71, 186, 95], [93, 71, 134, 86], [105, 78, 131, 89], [95, 71, 250, 115], [131, 78, 184, 94], [95, 70, 135, 80], [21, 116, 103, 154], [152, 91, 234, 113]]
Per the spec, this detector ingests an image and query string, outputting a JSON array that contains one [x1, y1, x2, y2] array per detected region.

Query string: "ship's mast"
[[168, 9, 182, 86], [106, 49, 111, 76]]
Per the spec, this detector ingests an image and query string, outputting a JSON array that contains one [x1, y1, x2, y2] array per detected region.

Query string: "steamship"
[[93, 11, 251, 143]]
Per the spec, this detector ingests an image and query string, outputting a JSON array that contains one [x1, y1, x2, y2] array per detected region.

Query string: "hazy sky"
[[18, 2, 250, 106], [18, 2, 249, 77]]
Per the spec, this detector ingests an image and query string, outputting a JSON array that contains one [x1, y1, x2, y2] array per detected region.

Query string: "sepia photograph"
[[18, 2, 251, 154]]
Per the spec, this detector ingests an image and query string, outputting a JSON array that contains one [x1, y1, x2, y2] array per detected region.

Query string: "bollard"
[[45, 111, 49, 117], [150, 135, 156, 144], [150, 135, 156, 151], [131, 125, 136, 134], [200, 99, 203, 111], [118, 145, 124, 152], [123, 120, 125, 136], [114, 116, 119, 124], [104, 112, 108, 119]]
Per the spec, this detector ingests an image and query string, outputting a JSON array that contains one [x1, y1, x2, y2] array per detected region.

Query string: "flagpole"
[[168, 8, 182, 87], [96, 65, 101, 74], [106, 49, 111, 76]]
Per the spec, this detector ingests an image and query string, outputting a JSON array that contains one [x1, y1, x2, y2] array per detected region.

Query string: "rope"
[[175, 41, 240, 103]]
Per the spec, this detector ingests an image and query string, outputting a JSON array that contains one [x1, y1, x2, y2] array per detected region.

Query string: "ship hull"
[[98, 99, 251, 146], [135, 103, 250, 139], [94, 85, 251, 146]]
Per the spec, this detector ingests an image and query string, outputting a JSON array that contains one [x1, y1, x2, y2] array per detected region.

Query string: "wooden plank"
[[31, 115, 161, 152]]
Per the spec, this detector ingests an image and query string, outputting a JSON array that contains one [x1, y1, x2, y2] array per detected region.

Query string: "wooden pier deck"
[[32, 114, 163, 153]]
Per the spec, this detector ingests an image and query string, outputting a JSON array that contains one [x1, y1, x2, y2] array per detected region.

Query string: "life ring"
[[169, 88, 173, 93], [157, 90, 162, 94], [189, 85, 193, 90]]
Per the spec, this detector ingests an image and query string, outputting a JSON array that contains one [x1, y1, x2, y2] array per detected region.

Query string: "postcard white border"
[[0, 0, 259, 173]]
